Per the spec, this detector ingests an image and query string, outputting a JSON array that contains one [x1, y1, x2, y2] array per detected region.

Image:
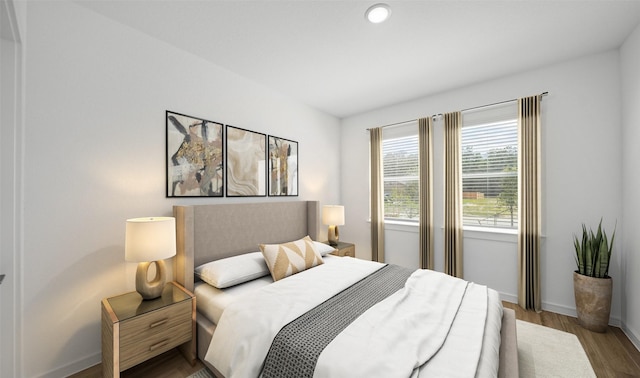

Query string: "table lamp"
[[322, 205, 345, 246], [125, 217, 176, 300]]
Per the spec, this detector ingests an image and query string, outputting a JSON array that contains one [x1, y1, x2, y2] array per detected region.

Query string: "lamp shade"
[[322, 205, 345, 226], [125, 217, 177, 262]]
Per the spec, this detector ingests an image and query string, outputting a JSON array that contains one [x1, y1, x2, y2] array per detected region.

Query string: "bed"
[[173, 201, 518, 377]]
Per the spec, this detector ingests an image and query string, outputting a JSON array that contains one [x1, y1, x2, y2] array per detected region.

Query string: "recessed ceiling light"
[[365, 3, 391, 24]]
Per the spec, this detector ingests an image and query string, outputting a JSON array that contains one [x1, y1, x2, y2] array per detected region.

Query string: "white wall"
[[341, 51, 623, 321], [621, 23, 640, 349], [19, 2, 340, 377]]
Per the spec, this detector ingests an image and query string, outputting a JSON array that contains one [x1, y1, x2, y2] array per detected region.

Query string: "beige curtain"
[[518, 95, 542, 312], [419, 117, 434, 270], [370, 127, 385, 263], [444, 112, 463, 278]]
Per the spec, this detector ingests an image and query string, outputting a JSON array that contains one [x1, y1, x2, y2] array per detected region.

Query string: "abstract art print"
[[268, 135, 298, 196], [226, 125, 267, 197], [166, 111, 224, 197]]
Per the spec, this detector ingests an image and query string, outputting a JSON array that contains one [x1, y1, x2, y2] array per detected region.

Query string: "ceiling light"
[[365, 3, 391, 24]]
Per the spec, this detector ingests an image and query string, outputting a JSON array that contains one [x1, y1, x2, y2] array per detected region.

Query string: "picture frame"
[[268, 135, 298, 196], [166, 111, 224, 197], [226, 125, 267, 197]]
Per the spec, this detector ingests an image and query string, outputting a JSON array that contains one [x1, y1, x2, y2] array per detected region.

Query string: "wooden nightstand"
[[101, 281, 196, 378], [328, 241, 355, 257]]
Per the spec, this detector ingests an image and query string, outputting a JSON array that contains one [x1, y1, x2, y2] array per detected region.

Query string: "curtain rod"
[[366, 91, 548, 131]]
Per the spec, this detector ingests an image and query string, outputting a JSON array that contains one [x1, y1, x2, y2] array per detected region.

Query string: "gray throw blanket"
[[261, 264, 414, 378]]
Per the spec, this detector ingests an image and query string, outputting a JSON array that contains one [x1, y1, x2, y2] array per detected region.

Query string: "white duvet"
[[205, 257, 502, 378]]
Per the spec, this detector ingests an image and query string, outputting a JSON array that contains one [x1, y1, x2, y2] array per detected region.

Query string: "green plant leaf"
[[573, 219, 615, 278], [574, 235, 584, 274]]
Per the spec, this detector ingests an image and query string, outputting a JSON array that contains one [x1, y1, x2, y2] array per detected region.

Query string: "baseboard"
[[621, 321, 640, 352], [37, 352, 100, 378], [498, 292, 518, 304], [541, 301, 576, 318], [498, 292, 621, 327], [500, 294, 578, 317]]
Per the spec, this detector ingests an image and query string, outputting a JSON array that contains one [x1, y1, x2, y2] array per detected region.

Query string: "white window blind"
[[461, 103, 518, 229], [382, 123, 419, 221]]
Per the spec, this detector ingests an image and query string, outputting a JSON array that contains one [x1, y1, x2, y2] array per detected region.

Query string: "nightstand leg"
[[102, 300, 120, 378], [178, 294, 197, 365]]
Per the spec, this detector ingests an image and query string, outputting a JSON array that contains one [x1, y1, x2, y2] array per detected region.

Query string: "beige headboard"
[[173, 201, 320, 292]]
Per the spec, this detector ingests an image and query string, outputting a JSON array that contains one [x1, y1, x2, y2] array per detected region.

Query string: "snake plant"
[[573, 219, 615, 278]]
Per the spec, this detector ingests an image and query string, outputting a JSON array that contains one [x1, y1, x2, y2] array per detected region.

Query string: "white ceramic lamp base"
[[135, 259, 166, 300]]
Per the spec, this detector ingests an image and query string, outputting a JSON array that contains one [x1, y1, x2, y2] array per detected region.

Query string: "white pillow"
[[313, 241, 338, 256], [195, 252, 270, 289]]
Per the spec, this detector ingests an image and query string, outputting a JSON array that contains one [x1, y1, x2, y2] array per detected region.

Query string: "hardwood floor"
[[503, 301, 640, 378], [72, 303, 640, 378], [68, 349, 205, 378]]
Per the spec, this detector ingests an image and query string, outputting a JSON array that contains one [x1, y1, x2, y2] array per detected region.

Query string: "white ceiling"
[[78, 0, 640, 118]]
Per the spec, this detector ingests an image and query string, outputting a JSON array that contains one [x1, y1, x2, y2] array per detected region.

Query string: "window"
[[461, 103, 518, 229], [382, 124, 419, 221]]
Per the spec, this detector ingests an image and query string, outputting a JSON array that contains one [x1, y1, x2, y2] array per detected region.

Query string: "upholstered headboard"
[[173, 201, 320, 292]]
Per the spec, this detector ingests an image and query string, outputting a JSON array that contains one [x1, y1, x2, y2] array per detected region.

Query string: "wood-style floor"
[[502, 302, 640, 378], [72, 302, 640, 378], [69, 349, 205, 378]]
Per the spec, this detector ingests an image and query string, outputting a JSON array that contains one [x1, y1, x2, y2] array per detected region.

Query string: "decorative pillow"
[[313, 241, 338, 256], [195, 252, 270, 289], [260, 236, 324, 281]]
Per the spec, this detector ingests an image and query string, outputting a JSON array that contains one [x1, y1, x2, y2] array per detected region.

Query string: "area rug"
[[187, 368, 215, 378], [517, 320, 596, 377]]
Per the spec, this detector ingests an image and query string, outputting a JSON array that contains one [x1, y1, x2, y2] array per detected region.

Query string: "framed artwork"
[[268, 135, 298, 196], [226, 125, 267, 197], [166, 111, 224, 197]]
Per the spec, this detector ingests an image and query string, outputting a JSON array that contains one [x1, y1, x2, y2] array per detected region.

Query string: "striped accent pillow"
[[260, 236, 324, 281]]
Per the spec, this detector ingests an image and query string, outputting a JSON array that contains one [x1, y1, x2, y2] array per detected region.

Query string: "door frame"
[[1, 1, 23, 377]]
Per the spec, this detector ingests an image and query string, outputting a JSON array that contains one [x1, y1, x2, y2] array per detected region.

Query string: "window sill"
[[462, 226, 517, 243], [367, 219, 521, 243], [385, 219, 418, 227], [463, 225, 517, 235], [384, 219, 418, 233]]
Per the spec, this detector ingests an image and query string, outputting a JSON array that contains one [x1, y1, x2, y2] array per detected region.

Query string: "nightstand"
[[101, 281, 196, 378], [328, 241, 356, 257]]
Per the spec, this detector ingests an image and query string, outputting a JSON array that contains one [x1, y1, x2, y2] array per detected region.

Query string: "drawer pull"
[[149, 318, 168, 328], [149, 339, 169, 352]]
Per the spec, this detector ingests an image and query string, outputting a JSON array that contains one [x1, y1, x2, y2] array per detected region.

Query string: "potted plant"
[[573, 219, 615, 333]]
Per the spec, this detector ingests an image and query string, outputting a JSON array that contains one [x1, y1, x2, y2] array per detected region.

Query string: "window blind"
[[382, 124, 419, 221], [461, 103, 518, 229]]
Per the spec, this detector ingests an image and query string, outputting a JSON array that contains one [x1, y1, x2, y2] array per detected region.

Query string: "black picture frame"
[[226, 125, 267, 197], [268, 135, 298, 196], [166, 111, 224, 197]]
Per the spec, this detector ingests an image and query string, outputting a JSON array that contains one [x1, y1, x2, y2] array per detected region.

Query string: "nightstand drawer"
[[338, 245, 355, 257], [119, 300, 192, 370], [329, 241, 355, 257]]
